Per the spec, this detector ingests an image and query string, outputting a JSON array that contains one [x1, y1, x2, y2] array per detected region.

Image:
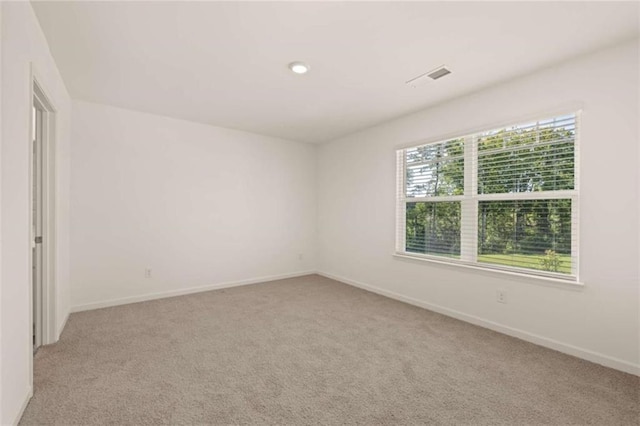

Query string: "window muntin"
[[397, 113, 579, 280]]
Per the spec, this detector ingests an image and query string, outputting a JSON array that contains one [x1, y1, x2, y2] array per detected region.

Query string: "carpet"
[[20, 274, 639, 425]]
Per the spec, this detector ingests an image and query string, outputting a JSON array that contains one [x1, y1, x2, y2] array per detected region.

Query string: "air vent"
[[406, 65, 452, 88], [427, 66, 451, 80]]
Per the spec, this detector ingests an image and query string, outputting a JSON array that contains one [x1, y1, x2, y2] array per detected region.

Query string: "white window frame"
[[396, 111, 580, 283]]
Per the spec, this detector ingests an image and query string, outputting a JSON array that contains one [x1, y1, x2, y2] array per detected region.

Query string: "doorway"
[[31, 77, 56, 353], [32, 98, 43, 351]]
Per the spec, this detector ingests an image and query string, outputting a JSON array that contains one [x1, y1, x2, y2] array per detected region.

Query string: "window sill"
[[392, 253, 585, 288]]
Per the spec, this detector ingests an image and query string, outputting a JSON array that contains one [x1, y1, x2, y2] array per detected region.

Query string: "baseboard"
[[57, 311, 70, 340], [317, 271, 640, 376], [71, 270, 316, 313], [12, 386, 33, 426]]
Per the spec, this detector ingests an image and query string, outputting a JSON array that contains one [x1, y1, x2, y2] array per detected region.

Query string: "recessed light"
[[288, 61, 310, 74]]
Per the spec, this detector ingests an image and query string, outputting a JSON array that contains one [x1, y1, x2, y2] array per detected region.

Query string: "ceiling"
[[32, 1, 639, 144]]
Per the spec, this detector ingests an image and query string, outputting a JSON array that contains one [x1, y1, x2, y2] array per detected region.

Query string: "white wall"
[[317, 40, 640, 374], [1, 2, 72, 424], [70, 101, 316, 310]]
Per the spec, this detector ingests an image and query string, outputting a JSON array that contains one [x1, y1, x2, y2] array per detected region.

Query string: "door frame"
[[29, 64, 57, 352]]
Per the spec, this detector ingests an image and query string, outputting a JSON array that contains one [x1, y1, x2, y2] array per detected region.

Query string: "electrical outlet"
[[145, 268, 152, 278], [298, 253, 303, 261], [496, 290, 507, 304]]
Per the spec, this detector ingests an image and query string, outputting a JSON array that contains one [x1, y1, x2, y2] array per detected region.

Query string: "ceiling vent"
[[406, 65, 452, 88], [427, 66, 451, 80]]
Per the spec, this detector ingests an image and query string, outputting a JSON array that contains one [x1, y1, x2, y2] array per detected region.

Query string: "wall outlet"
[[298, 253, 304, 261], [496, 290, 507, 304], [145, 268, 152, 278]]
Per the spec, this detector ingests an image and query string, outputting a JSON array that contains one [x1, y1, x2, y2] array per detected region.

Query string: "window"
[[396, 113, 579, 280]]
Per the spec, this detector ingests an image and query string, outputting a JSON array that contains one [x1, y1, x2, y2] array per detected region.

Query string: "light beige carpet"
[[20, 274, 639, 425]]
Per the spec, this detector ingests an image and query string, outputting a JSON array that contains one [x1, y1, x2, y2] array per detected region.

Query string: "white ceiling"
[[33, 1, 639, 143]]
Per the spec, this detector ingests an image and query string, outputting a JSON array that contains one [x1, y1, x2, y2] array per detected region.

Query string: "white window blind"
[[396, 113, 579, 280]]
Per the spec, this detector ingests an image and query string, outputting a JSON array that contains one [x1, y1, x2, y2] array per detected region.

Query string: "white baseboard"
[[71, 270, 316, 313], [317, 271, 640, 376], [12, 386, 33, 426], [57, 311, 70, 340]]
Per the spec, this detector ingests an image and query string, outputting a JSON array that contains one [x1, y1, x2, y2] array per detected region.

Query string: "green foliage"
[[478, 253, 571, 274], [478, 125, 574, 195], [478, 199, 572, 257], [476, 122, 574, 261], [405, 139, 464, 197], [539, 249, 561, 272], [406, 119, 575, 274], [406, 202, 460, 257]]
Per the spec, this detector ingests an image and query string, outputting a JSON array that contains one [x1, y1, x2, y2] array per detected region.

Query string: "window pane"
[[477, 199, 572, 274], [406, 202, 461, 258], [478, 115, 575, 194], [405, 138, 464, 197]]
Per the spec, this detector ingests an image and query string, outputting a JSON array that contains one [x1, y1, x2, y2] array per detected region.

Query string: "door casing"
[[29, 65, 58, 359]]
